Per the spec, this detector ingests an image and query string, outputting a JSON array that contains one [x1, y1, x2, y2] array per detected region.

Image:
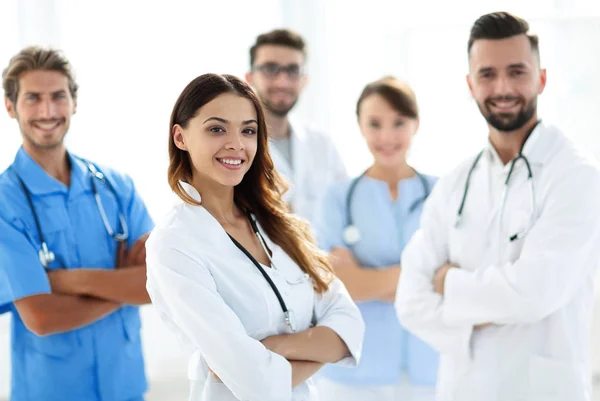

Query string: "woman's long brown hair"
[[168, 73, 333, 293]]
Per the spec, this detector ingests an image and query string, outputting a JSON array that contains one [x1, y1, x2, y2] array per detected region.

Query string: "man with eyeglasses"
[[246, 29, 347, 226]]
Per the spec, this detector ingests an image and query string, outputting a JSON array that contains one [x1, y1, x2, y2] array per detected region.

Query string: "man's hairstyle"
[[249, 29, 307, 67], [2, 46, 79, 104], [468, 12, 539, 59]]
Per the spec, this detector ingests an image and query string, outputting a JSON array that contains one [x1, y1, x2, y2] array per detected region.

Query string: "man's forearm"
[[14, 293, 121, 336], [291, 360, 324, 387], [264, 326, 350, 364], [339, 265, 400, 302], [50, 266, 151, 305]]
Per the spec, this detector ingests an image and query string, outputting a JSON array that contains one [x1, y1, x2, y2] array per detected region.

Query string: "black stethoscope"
[[227, 213, 298, 332], [342, 167, 431, 246], [455, 121, 539, 242], [16, 160, 129, 268]]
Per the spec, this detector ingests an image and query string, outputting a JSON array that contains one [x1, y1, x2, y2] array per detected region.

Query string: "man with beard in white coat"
[[396, 12, 600, 401], [246, 29, 347, 225]]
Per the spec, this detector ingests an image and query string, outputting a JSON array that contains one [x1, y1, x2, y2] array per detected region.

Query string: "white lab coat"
[[269, 118, 347, 225], [396, 123, 600, 401], [145, 183, 364, 401]]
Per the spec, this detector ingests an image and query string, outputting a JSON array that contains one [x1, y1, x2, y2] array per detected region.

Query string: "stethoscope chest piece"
[[342, 168, 430, 247], [284, 310, 297, 332], [342, 225, 361, 246], [229, 212, 299, 332], [16, 159, 129, 268], [38, 243, 55, 267]]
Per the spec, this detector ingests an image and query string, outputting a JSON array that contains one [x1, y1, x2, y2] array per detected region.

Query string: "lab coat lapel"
[[268, 134, 294, 206], [269, 139, 293, 182], [482, 123, 547, 229], [480, 124, 548, 264], [290, 118, 310, 212]]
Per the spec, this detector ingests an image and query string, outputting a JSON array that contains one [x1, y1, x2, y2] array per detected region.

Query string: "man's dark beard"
[[261, 98, 298, 118], [480, 96, 537, 132]]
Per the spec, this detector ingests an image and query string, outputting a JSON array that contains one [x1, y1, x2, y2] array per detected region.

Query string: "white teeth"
[[219, 159, 242, 165], [36, 122, 59, 129]]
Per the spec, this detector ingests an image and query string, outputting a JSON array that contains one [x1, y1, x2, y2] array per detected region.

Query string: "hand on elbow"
[[207, 367, 221, 382], [261, 334, 289, 358], [433, 263, 459, 296], [47, 269, 84, 296]]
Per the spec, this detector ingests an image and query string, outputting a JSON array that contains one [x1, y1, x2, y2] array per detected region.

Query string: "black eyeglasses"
[[252, 63, 303, 80]]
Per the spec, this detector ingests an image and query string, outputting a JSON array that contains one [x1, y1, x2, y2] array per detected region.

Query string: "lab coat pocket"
[[275, 271, 313, 332], [26, 330, 77, 358], [528, 355, 583, 400], [504, 209, 532, 263], [202, 374, 237, 401]]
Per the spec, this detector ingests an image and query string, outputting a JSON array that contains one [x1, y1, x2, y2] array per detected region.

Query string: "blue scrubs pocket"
[[111, 307, 148, 400], [25, 330, 78, 358], [121, 307, 143, 357], [123, 311, 141, 340], [20, 329, 95, 401], [21, 206, 68, 269]]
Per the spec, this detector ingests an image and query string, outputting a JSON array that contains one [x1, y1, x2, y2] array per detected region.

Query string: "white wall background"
[[1, 0, 600, 399]]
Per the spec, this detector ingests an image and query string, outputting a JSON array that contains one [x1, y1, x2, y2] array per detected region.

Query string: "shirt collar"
[[486, 120, 547, 170], [68, 154, 92, 198], [287, 116, 306, 140], [180, 181, 202, 203], [13, 146, 91, 196]]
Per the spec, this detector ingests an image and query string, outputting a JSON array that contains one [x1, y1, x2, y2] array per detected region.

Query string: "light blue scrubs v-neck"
[[314, 173, 440, 386]]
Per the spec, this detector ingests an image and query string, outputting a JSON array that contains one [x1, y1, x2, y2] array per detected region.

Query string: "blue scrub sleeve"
[[122, 175, 154, 248], [313, 183, 348, 252], [0, 216, 51, 314]]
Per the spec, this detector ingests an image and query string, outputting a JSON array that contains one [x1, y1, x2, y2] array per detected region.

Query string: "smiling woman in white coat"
[[145, 73, 364, 401], [396, 12, 600, 401]]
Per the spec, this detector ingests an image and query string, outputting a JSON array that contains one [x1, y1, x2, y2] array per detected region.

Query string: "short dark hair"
[[249, 29, 307, 67], [468, 12, 539, 59], [356, 76, 419, 120]]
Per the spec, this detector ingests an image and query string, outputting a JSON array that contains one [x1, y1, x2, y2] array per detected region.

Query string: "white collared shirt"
[[396, 123, 600, 401], [145, 183, 364, 401]]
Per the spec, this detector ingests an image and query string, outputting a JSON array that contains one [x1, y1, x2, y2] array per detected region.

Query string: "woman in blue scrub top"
[[314, 76, 439, 400]]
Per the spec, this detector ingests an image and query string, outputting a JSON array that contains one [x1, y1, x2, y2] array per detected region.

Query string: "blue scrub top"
[[0, 147, 154, 401], [314, 173, 440, 387]]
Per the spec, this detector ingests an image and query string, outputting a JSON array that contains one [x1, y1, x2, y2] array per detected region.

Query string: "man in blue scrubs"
[[0, 47, 153, 401]]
